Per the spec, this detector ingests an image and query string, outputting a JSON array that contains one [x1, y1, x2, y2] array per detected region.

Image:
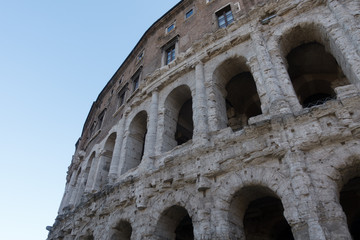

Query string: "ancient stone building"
[[47, 0, 360, 239]]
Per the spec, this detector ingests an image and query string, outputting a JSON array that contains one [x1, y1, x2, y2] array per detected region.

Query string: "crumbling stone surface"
[[48, 0, 360, 239]]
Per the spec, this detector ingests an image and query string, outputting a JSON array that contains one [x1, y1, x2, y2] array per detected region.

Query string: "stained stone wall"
[[47, 0, 360, 239]]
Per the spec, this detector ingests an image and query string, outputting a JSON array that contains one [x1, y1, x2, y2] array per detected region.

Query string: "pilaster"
[[250, 29, 293, 115], [108, 117, 126, 184], [144, 89, 159, 158], [193, 61, 209, 144]]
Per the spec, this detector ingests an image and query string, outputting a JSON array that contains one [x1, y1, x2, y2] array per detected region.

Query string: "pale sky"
[[0, 1, 180, 239]]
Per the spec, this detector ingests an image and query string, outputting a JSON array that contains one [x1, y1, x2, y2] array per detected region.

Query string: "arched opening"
[[286, 42, 349, 108], [213, 58, 262, 131], [162, 85, 193, 152], [156, 205, 194, 240], [97, 133, 116, 189], [244, 196, 293, 240], [123, 111, 147, 173], [226, 72, 262, 131], [79, 152, 96, 200], [340, 177, 360, 240], [79, 232, 94, 240], [67, 168, 82, 208], [110, 220, 132, 240], [229, 186, 293, 240], [175, 99, 193, 146]]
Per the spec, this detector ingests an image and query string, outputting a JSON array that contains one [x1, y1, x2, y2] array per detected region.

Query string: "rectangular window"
[[97, 109, 106, 131], [185, 9, 193, 19], [216, 5, 234, 28], [166, 44, 176, 64], [119, 92, 125, 106], [167, 23, 175, 33], [137, 51, 144, 62], [131, 68, 142, 92], [133, 76, 139, 91], [118, 85, 127, 107]]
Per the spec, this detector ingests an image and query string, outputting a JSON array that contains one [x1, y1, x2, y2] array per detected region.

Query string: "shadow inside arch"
[[228, 185, 294, 240]]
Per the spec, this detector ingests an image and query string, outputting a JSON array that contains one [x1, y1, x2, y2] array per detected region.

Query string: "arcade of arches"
[[49, 0, 360, 238]]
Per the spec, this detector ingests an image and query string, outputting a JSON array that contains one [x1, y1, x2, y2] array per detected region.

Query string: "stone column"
[[284, 150, 327, 240], [91, 151, 111, 191], [193, 61, 209, 143], [267, 45, 302, 113], [211, 208, 245, 240], [72, 169, 88, 205], [108, 117, 126, 184], [325, 1, 360, 88], [84, 153, 99, 193], [327, 0, 360, 56], [247, 56, 271, 114], [250, 30, 292, 115], [118, 109, 131, 176], [144, 89, 159, 158]]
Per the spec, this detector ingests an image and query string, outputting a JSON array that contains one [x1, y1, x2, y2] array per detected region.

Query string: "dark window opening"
[[216, 5, 234, 28], [244, 197, 294, 240], [286, 42, 349, 108], [340, 177, 360, 240], [186, 9, 194, 19], [118, 85, 128, 108], [175, 99, 193, 145], [166, 44, 176, 65], [226, 72, 261, 131], [118, 91, 126, 107], [133, 76, 139, 91], [97, 109, 106, 131], [175, 214, 194, 240], [122, 111, 147, 173], [110, 220, 132, 240], [131, 68, 142, 92], [162, 85, 192, 152], [156, 206, 194, 240]]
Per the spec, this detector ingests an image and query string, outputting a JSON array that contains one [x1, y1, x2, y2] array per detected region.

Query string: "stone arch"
[[229, 185, 294, 240], [74, 151, 96, 203], [97, 132, 116, 189], [277, 21, 351, 108], [307, 147, 360, 239], [109, 220, 132, 240], [210, 167, 296, 239], [332, 153, 360, 239], [340, 177, 360, 240], [212, 56, 262, 131], [68, 167, 82, 207], [122, 110, 148, 174], [161, 84, 193, 152], [155, 205, 194, 240], [77, 229, 94, 240]]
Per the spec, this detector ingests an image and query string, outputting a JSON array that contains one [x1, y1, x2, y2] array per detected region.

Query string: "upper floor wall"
[[75, 0, 273, 156]]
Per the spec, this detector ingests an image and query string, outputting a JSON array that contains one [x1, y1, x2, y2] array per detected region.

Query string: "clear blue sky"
[[0, 1, 179, 239]]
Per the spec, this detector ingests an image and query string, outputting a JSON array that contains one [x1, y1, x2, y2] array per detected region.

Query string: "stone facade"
[[47, 0, 360, 239]]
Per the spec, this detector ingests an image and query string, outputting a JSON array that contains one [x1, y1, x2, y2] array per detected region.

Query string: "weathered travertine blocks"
[[48, 0, 360, 239]]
